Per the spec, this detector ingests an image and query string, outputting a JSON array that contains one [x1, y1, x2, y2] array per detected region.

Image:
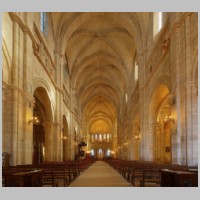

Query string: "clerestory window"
[[40, 12, 48, 36]]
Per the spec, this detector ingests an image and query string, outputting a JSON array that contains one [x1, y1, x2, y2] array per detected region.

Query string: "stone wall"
[[118, 12, 198, 166], [2, 12, 80, 165]]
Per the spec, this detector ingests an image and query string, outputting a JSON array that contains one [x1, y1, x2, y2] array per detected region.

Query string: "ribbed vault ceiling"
[[51, 12, 149, 134]]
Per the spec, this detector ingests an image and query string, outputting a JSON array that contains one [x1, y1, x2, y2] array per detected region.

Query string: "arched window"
[[106, 149, 111, 157], [40, 12, 48, 35], [91, 134, 94, 142], [99, 134, 102, 141], [98, 148, 103, 155], [135, 62, 138, 81], [107, 133, 110, 142], [125, 93, 128, 103], [158, 12, 162, 31], [153, 12, 163, 38], [91, 149, 95, 156]]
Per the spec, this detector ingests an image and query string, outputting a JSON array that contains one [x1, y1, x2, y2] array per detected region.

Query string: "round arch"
[[149, 84, 171, 163], [32, 86, 54, 163], [32, 78, 55, 121]]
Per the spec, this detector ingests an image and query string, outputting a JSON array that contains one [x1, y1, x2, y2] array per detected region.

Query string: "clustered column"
[[11, 20, 19, 166]]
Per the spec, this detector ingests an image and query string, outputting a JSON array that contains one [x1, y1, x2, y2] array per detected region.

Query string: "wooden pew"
[[140, 169, 161, 187], [106, 159, 197, 187], [4, 169, 43, 187], [160, 169, 198, 187], [2, 159, 96, 187]]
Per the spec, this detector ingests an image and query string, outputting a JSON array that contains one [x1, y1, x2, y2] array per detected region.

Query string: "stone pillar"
[[2, 87, 6, 153], [191, 87, 198, 166], [65, 136, 69, 161], [25, 110, 33, 164], [113, 135, 118, 157], [55, 52, 62, 88], [129, 137, 134, 160], [44, 120, 54, 162], [2, 84, 13, 165], [127, 139, 131, 160], [133, 137, 140, 160], [10, 20, 19, 166], [53, 52, 64, 162], [155, 122, 165, 163], [184, 14, 195, 166], [137, 48, 148, 161], [169, 14, 183, 165], [112, 121, 118, 156], [20, 18, 28, 165], [191, 71, 198, 166], [68, 134, 72, 160], [139, 87, 145, 161], [53, 123, 62, 161], [148, 125, 156, 161]]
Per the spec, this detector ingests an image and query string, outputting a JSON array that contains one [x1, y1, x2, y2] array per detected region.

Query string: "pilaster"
[[44, 120, 54, 162], [10, 20, 19, 166]]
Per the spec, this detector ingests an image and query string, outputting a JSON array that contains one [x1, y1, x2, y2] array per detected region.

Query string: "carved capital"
[[162, 38, 170, 53], [32, 42, 39, 54]]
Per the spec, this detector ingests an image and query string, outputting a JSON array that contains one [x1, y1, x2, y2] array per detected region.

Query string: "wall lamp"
[[28, 116, 39, 125], [134, 135, 140, 140], [164, 116, 175, 123], [62, 136, 67, 140]]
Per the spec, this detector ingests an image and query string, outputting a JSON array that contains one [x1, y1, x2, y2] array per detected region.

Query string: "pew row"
[[105, 159, 198, 187], [2, 159, 95, 187]]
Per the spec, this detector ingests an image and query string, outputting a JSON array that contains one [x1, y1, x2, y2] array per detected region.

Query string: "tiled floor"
[[69, 161, 132, 187]]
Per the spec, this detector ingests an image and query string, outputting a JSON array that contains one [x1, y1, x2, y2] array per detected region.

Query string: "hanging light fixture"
[[28, 116, 40, 125]]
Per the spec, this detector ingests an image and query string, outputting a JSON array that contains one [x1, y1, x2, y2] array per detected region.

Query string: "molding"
[[8, 13, 63, 93], [155, 93, 171, 117], [2, 81, 35, 103], [168, 12, 193, 39], [8, 12, 72, 112], [33, 23, 55, 69], [139, 50, 170, 92], [139, 25, 171, 91], [9, 12, 28, 33], [2, 37, 12, 68], [140, 12, 194, 92], [9, 13, 56, 69]]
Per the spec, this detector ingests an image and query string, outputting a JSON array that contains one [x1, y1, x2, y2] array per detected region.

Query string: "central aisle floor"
[[69, 161, 132, 187]]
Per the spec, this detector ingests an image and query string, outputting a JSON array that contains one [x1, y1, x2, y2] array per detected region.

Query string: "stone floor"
[[69, 161, 132, 187]]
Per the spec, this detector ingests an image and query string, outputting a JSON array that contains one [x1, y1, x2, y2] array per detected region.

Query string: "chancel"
[[2, 12, 198, 187]]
